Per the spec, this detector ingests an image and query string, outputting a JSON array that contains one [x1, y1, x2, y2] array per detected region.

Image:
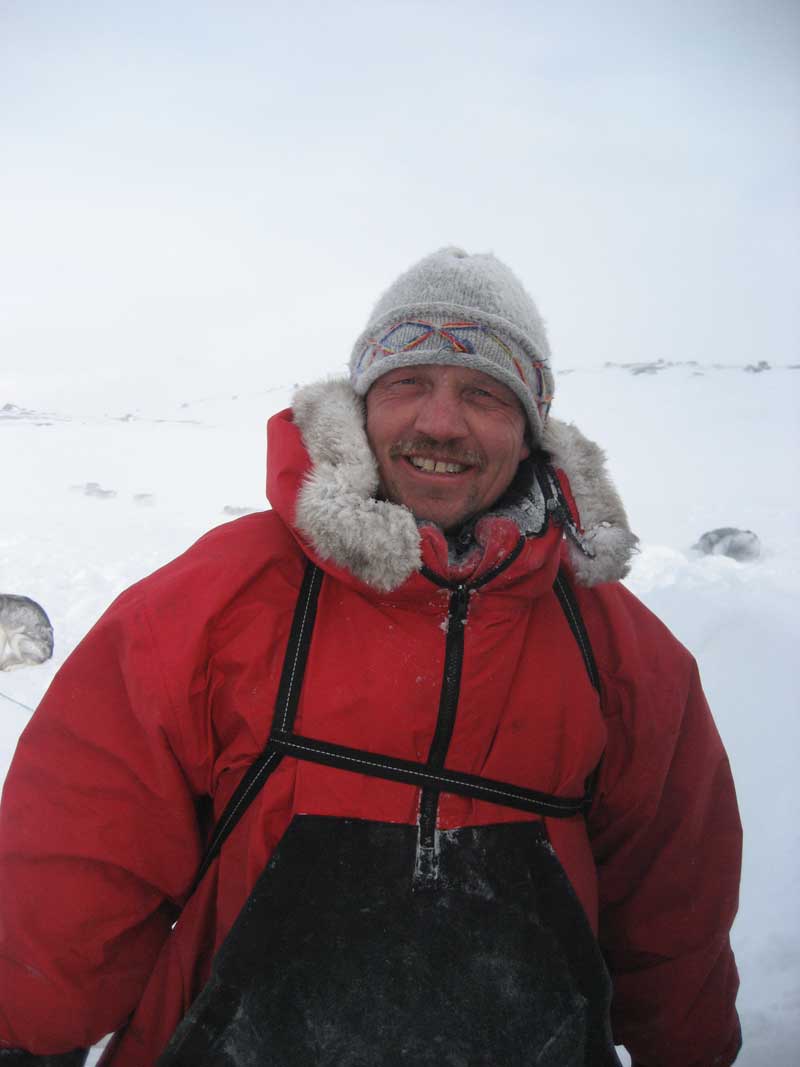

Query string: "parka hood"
[[277, 379, 637, 593]]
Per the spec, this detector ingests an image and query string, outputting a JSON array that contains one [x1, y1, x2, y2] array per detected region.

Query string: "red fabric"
[[0, 408, 741, 1065]]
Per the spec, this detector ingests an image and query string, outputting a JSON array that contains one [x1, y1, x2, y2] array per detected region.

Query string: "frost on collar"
[[291, 379, 638, 593]]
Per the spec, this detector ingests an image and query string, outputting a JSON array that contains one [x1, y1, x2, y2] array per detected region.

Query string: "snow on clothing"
[[0, 380, 741, 1066]]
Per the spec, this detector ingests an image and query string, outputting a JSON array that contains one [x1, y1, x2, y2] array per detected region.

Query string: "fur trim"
[[542, 419, 639, 585], [293, 380, 421, 592], [291, 380, 637, 591]]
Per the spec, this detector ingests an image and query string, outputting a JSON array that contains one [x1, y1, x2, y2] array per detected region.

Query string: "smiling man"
[[365, 364, 530, 531], [0, 249, 742, 1066]]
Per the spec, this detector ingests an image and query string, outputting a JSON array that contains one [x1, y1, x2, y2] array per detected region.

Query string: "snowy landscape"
[[1, 360, 797, 1063], [2, 0, 797, 1060]]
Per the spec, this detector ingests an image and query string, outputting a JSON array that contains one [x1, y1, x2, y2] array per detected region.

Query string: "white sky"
[[2, 0, 798, 405]]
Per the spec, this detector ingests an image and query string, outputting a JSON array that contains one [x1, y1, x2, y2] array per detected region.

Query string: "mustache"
[[388, 437, 485, 470]]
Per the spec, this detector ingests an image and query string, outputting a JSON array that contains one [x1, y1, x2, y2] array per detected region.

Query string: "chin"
[[412, 506, 471, 532], [385, 481, 476, 531]]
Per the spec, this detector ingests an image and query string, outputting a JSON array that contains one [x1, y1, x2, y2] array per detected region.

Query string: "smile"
[[405, 456, 470, 474]]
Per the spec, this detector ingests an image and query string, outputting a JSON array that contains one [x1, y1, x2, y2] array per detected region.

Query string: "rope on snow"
[[0, 688, 35, 713]]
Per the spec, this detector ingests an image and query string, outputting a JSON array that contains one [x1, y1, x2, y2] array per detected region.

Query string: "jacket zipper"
[[416, 583, 470, 873]]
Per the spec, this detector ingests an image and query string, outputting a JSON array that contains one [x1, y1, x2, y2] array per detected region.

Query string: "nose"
[[412, 382, 469, 442]]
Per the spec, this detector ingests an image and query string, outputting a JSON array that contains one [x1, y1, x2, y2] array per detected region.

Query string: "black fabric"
[[0, 1052, 87, 1066], [160, 816, 621, 1067]]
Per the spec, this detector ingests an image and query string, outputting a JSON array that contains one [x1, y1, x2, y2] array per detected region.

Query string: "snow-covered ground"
[[1, 363, 798, 1063]]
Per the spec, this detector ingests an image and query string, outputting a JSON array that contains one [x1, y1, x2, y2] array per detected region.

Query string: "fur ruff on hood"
[[292, 379, 638, 592]]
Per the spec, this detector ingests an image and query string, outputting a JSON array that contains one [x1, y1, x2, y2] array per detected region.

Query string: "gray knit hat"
[[349, 247, 554, 442]]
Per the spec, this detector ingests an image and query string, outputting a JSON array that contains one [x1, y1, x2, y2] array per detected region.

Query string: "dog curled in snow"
[[0, 595, 54, 671]]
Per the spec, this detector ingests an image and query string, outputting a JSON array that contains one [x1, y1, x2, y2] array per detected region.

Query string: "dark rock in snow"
[[694, 527, 761, 562], [72, 481, 117, 499], [630, 363, 662, 375], [744, 361, 770, 373], [0, 595, 54, 670], [1, 403, 34, 420]]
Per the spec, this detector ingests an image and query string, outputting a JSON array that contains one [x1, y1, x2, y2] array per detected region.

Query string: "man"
[[0, 248, 742, 1065]]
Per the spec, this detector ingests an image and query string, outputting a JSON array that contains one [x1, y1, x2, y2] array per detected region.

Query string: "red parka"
[[0, 381, 741, 1066]]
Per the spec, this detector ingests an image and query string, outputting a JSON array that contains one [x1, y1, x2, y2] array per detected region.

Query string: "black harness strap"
[[189, 559, 602, 895], [269, 733, 586, 817], [553, 567, 600, 693], [273, 561, 324, 733], [187, 562, 322, 894]]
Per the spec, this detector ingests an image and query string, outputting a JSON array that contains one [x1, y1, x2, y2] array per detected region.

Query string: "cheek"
[[489, 424, 528, 464], [366, 403, 397, 451], [365, 410, 385, 457], [365, 414, 399, 488]]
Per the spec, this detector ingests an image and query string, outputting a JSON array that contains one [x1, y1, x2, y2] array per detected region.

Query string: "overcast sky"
[[2, 0, 798, 405]]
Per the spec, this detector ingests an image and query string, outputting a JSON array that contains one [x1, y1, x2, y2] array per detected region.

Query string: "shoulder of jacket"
[[106, 511, 304, 625], [569, 577, 696, 692]]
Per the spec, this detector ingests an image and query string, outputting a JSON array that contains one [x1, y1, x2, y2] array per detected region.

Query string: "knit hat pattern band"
[[349, 247, 554, 442]]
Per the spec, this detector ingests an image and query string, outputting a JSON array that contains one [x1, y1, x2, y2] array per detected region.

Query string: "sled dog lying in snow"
[[0, 595, 54, 670]]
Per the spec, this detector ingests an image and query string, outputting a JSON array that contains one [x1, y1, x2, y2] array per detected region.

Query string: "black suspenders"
[[188, 560, 601, 896]]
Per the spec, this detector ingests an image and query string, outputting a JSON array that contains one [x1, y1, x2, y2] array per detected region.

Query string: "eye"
[[387, 374, 422, 389], [466, 386, 497, 401]]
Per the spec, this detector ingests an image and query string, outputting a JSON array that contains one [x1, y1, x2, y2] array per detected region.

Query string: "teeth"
[[408, 457, 466, 474]]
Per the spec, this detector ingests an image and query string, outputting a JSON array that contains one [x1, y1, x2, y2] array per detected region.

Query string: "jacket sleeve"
[[584, 584, 742, 1067], [0, 590, 204, 1055]]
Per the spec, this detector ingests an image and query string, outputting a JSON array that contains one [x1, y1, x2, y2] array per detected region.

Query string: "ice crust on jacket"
[[293, 379, 638, 592]]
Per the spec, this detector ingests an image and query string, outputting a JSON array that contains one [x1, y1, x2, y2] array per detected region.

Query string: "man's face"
[[365, 364, 530, 532]]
